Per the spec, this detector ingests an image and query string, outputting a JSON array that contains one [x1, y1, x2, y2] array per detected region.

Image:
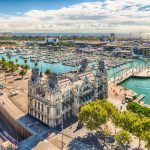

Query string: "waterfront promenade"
[[109, 63, 150, 84], [109, 65, 150, 109], [134, 68, 150, 77]]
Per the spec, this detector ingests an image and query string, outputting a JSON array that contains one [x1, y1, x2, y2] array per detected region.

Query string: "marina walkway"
[[135, 68, 150, 77], [134, 94, 145, 103], [109, 63, 150, 84]]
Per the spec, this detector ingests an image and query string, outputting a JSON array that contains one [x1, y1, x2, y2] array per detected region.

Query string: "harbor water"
[[120, 77, 150, 104]]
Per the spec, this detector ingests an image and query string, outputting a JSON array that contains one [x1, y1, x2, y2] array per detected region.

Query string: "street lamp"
[[61, 111, 64, 150], [62, 115, 64, 150]]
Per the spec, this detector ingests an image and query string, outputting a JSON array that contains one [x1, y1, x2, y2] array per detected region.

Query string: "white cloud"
[[0, 0, 150, 33]]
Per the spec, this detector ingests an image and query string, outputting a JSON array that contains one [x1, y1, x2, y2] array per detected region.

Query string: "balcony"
[[62, 94, 73, 100], [80, 89, 94, 95], [28, 93, 52, 106]]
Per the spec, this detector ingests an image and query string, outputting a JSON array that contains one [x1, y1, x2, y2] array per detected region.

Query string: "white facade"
[[28, 61, 108, 128]]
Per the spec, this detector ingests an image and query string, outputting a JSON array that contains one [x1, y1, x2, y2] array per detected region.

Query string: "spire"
[[48, 73, 58, 89], [31, 68, 40, 82], [96, 61, 107, 78], [79, 59, 89, 72]]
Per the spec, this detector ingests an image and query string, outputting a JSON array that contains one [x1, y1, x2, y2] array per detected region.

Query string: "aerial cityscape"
[[0, 0, 150, 150]]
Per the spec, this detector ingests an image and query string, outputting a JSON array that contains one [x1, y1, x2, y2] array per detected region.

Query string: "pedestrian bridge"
[[109, 62, 150, 84]]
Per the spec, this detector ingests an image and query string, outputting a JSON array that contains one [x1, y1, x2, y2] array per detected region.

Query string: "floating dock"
[[134, 94, 145, 103]]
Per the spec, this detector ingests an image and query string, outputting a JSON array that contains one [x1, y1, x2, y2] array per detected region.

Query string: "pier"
[[134, 94, 145, 103], [109, 63, 150, 84], [134, 68, 150, 78]]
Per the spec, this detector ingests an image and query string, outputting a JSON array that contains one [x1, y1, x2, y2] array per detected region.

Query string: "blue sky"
[[0, 0, 100, 15], [0, 0, 149, 33]]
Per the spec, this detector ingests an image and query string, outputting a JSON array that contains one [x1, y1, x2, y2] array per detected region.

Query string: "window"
[[41, 104, 44, 112], [47, 107, 50, 114], [30, 109, 33, 115], [62, 104, 64, 110], [38, 113, 40, 119], [38, 102, 40, 110], [30, 99, 32, 105], [35, 101, 37, 108], [56, 118, 59, 125], [56, 108, 60, 116], [47, 118, 49, 124]]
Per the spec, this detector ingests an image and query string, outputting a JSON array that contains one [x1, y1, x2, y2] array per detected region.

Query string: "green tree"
[[98, 100, 120, 134], [24, 59, 28, 65], [45, 69, 51, 77], [21, 65, 24, 69], [142, 131, 150, 150], [19, 70, 27, 79], [102, 127, 112, 149], [78, 100, 108, 131], [115, 130, 132, 150], [132, 118, 150, 148], [10, 64, 18, 74], [15, 58, 18, 64], [24, 64, 29, 71], [6, 52, 11, 62], [112, 110, 121, 134], [34, 62, 38, 67], [120, 111, 139, 133], [127, 102, 150, 117], [2, 62, 9, 82], [0, 57, 6, 64], [99, 100, 117, 116]]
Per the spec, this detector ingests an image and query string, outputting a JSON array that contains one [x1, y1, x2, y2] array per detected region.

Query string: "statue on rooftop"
[[31, 68, 40, 82]]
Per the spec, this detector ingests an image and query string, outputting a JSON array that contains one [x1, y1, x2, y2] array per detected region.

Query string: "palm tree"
[[10, 64, 17, 75], [1, 57, 6, 64], [24, 64, 29, 71], [34, 62, 38, 67], [21, 65, 24, 69], [2, 62, 9, 82], [19, 69, 27, 79], [15, 59, 18, 64], [45, 69, 51, 77], [9, 61, 14, 68], [24, 59, 28, 65], [6, 52, 11, 62]]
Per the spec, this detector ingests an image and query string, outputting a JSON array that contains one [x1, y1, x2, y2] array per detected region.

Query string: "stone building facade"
[[28, 60, 108, 127]]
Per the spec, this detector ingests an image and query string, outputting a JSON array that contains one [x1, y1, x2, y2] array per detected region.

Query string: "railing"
[[110, 62, 150, 83], [28, 93, 51, 106]]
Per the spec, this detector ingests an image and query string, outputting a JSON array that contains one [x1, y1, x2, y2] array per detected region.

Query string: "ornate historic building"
[[28, 60, 108, 127]]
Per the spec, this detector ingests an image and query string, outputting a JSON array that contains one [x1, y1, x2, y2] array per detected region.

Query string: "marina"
[[0, 46, 137, 75], [0, 46, 150, 105]]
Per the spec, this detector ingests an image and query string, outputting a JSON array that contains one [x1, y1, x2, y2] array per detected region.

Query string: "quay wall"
[[132, 76, 150, 79], [117, 76, 132, 85], [0, 103, 32, 140], [118, 75, 150, 85]]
